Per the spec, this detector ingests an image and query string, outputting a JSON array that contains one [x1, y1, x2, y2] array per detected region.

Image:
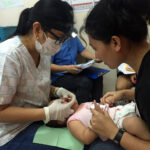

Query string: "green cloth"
[[33, 125, 84, 150]]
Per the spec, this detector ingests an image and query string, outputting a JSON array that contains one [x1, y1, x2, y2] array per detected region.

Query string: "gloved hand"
[[56, 87, 76, 104], [43, 99, 74, 124]]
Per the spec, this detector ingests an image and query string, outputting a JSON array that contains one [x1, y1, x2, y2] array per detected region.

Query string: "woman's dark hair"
[[13, 0, 73, 36], [85, 0, 150, 43]]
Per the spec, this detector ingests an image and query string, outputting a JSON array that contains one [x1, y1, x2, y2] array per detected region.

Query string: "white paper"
[[118, 63, 135, 75], [0, 0, 24, 9], [76, 59, 96, 69]]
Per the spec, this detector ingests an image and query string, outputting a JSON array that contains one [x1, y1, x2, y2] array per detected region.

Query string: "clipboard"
[[82, 66, 110, 79]]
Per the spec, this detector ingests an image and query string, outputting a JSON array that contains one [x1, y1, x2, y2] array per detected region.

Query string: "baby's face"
[[46, 98, 79, 127]]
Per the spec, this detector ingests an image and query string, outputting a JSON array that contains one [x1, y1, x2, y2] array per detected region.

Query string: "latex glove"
[[43, 99, 74, 124], [56, 87, 76, 104]]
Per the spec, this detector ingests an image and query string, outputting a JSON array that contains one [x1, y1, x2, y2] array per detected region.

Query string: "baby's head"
[[46, 98, 79, 128]]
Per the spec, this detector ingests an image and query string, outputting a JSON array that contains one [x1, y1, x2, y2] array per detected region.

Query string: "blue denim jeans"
[[0, 122, 68, 150], [88, 138, 125, 150]]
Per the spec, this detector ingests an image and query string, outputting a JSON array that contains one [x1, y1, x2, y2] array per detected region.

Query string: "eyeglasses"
[[49, 31, 68, 45]]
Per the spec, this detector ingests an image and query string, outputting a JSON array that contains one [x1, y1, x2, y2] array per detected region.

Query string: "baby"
[[67, 102, 150, 144], [46, 99, 150, 144]]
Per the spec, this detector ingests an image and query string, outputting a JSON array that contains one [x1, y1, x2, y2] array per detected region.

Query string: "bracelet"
[[113, 128, 125, 144]]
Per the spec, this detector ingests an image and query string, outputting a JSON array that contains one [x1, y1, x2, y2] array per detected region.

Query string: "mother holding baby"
[[85, 0, 150, 150]]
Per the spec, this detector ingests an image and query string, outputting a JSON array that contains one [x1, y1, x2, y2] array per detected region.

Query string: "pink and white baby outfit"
[[67, 102, 136, 141]]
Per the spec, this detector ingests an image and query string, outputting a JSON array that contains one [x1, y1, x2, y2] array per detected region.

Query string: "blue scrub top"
[[51, 37, 85, 83]]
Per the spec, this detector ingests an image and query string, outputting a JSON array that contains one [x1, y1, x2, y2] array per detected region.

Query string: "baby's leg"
[[123, 116, 150, 141]]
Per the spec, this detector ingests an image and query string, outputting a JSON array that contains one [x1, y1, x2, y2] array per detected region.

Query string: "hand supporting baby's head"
[[46, 98, 79, 128]]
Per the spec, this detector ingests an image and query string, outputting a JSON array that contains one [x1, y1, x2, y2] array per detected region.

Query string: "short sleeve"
[[67, 102, 92, 127], [0, 53, 21, 105], [75, 37, 85, 53]]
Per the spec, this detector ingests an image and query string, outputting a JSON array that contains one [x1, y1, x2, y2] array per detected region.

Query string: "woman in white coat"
[[0, 0, 76, 149]]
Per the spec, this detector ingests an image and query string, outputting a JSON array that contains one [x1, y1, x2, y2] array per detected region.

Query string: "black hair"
[[13, 0, 73, 36], [46, 120, 66, 128], [85, 0, 150, 44]]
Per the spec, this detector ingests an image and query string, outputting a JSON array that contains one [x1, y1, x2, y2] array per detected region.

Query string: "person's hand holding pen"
[[89, 100, 119, 140]]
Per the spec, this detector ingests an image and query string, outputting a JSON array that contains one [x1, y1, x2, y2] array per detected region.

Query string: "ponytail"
[[12, 0, 73, 37], [13, 8, 32, 36]]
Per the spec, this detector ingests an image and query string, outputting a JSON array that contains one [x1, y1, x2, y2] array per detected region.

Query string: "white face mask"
[[35, 33, 61, 55]]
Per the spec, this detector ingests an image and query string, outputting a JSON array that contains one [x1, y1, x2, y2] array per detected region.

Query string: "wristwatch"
[[113, 128, 125, 144]]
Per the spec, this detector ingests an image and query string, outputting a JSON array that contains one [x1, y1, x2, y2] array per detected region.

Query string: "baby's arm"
[[123, 116, 150, 141], [68, 120, 97, 144]]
